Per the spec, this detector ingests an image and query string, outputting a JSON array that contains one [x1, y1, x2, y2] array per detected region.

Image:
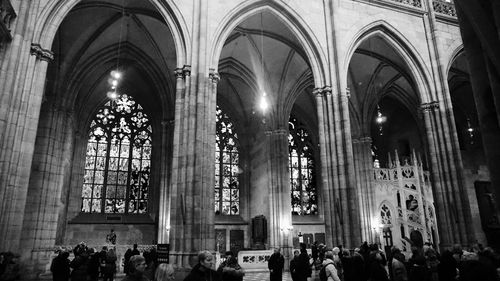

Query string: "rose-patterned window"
[[289, 116, 318, 215], [81, 95, 151, 214], [215, 106, 240, 215]]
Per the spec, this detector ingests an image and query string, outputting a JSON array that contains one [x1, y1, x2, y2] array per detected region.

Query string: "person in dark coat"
[[290, 249, 309, 281], [87, 248, 100, 281], [438, 250, 457, 281], [102, 248, 117, 281], [407, 248, 428, 281], [124, 248, 133, 276], [122, 255, 148, 281], [368, 252, 389, 281], [217, 251, 244, 281], [132, 244, 141, 256], [70, 249, 89, 281], [312, 241, 319, 265], [183, 251, 221, 281], [268, 247, 285, 281], [51, 251, 70, 281]]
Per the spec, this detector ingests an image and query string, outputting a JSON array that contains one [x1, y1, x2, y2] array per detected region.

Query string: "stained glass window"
[[215, 106, 240, 215], [288, 116, 318, 215], [81, 94, 151, 214]]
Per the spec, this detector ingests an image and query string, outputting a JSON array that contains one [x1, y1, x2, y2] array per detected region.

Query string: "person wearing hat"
[[217, 251, 244, 281]]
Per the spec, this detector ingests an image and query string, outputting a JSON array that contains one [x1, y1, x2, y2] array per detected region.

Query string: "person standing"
[[268, 247, 285, 281], [217, 251, 244, 281], [322, 251, 341, 281], [183, 251, 222, 281], [51, 251, 70, 281], [102, 248, 117, 281], [390, 247, 407, 281]]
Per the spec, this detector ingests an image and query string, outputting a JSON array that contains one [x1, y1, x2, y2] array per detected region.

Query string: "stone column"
[[352, 137, 375, 242], [456, 2, 500, 237], [0, 40, 53, 251], [315, 86, 361, 248], [158, 117, 175, 244], [19, 100, 75, 277], [421, 102, 473, 248], [265, 128, 293, 269]]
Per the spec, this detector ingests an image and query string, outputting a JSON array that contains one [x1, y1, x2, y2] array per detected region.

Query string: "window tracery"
[[288, 116, 318, 215], [215, 106, 240, 215], [81, 95, 151, 214], [381, 204, 392, 225]]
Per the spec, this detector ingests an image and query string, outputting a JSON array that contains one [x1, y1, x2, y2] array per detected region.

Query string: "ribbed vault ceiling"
[[348, 36, 419, 137], [46, 0, 176, 123], [217, 11, 316, 129]]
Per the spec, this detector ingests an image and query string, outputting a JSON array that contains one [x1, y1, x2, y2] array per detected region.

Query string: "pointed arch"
[[342, 20, 433, 104], [209, 0, 327, 87], [32, 0, 188, 67], [445, 44, 465, 75], [378, 200, 395, 226]]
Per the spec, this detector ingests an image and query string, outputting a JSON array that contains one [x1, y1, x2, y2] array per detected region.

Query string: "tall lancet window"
[[215, 106, 240, 215], [289, 116, 318, 215], [81, 95, 152, 214]]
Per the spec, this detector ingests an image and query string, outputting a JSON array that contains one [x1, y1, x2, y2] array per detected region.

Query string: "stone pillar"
[[265, 128, 293, 269], [0, 39, 53, 251], [421, 0, 475, 248], [19, 99, 75, 277], [352, 137, 375, 243], [168, 56, 217, 268], [158, 118, 175, 244], [421, 102, 473, 248], [315, 86, 361, 248], [456, 3, 500, 241]]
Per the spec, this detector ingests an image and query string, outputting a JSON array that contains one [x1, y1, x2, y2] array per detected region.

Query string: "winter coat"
[[183, 263, 222, 281]]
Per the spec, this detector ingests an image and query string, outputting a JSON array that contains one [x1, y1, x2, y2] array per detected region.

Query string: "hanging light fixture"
[[258, 12, 268, 114], [466, 117, 474, 144], [107, 0, 126, 101], [375, 104, 387, 135]]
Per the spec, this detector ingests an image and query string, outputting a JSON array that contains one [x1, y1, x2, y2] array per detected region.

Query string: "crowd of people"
[[281, 240, 500, 281], [49, 242, 174, 281]]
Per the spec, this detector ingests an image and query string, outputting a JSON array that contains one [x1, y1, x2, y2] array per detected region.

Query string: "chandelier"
[[375, 104, 387, 135], [107, 0, 126, 100]]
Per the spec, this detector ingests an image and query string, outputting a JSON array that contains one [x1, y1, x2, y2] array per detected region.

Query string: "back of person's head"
[[62, 252, 70, 259], [452, 244, 463, 255], [133, 243, 138, 249], [342, 249, 350, 257], [391, 246, 401, 256], [155, 263, 175, 281], [225, 251, 234, 257], [325, 250, 334, 260]]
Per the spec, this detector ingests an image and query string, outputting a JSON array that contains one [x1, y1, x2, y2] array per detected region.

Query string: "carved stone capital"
[[313, 87, 324, 98], [313, 86, 333, 97], [209, 69, 220, 84], [182, 65, 191, 77], [322, 86, 333, 95], [174, 68, 184, 79], [420, 101, 439, 112], [30, 43, 54, 62]]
